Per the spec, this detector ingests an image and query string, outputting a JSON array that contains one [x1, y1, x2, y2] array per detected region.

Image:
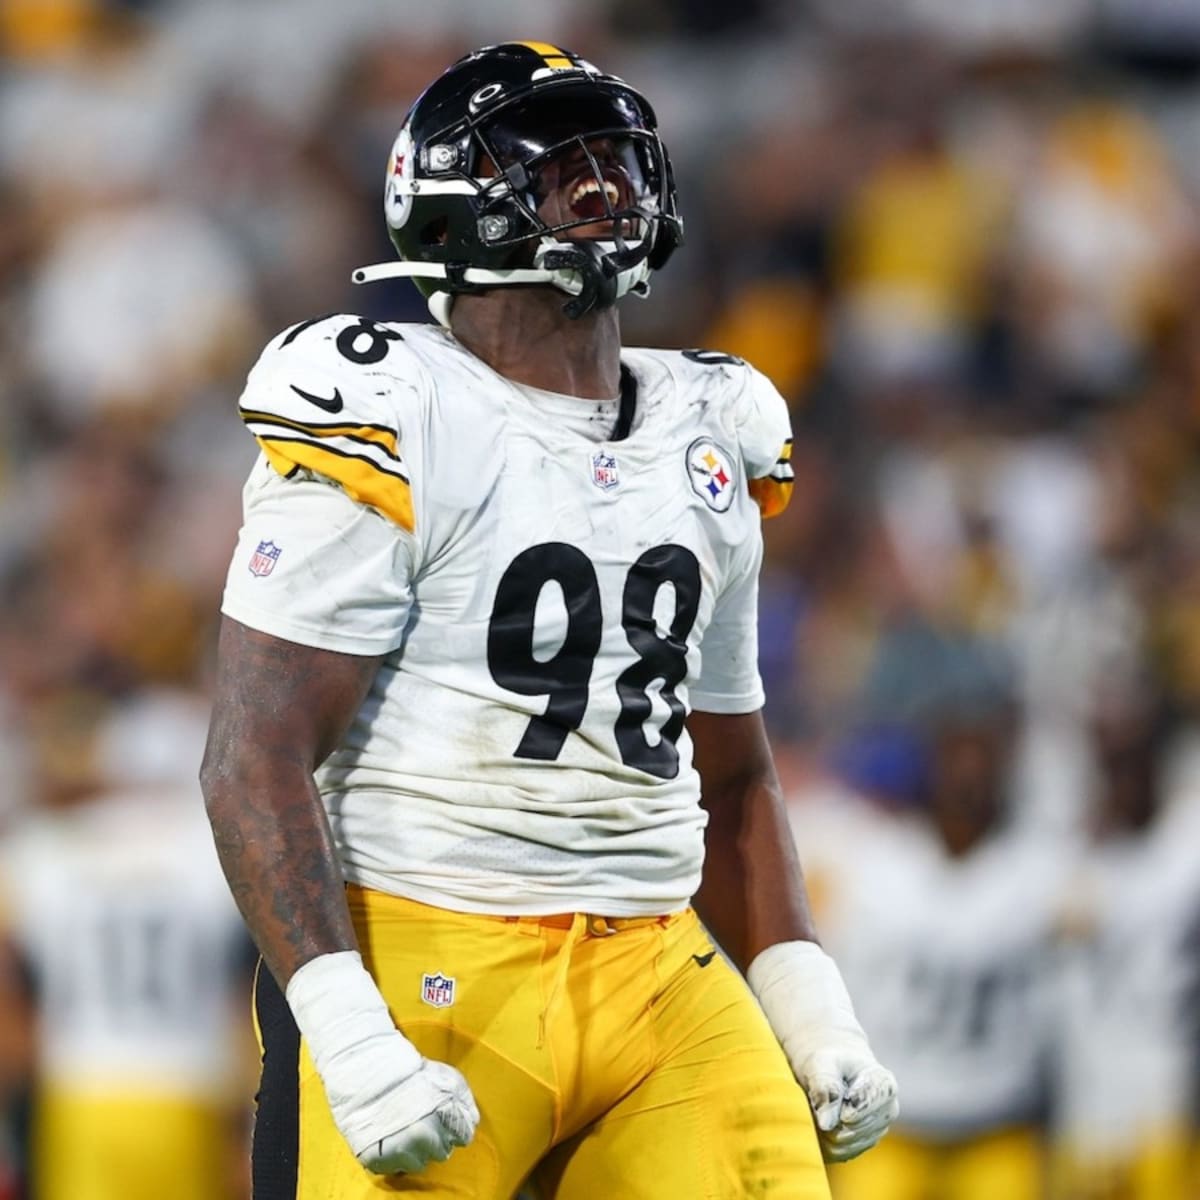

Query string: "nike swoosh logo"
[[289, 383, 344, 413], [692, 950, 717, 968]]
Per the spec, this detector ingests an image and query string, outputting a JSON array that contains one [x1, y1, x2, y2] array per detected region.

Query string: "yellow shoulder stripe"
[[519, 40, 574, 69], [259, 439, 414, 532], [747, 437, 795, 518], [241, 408, 399, 458]]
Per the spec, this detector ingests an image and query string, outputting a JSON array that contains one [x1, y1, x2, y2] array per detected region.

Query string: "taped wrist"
[[284, 950, 422, 1082], [746, 940, 868, 1056]]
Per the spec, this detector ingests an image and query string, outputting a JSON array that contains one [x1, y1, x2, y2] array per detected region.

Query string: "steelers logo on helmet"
[[384, 127, 416, 231], [686, 438, 737, 513]]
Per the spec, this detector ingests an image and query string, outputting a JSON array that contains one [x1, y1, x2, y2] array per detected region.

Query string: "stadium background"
[[0, 1, 1198, 1197]]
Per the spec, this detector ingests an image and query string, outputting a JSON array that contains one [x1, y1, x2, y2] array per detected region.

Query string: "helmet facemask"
[[475, 118, 666, 318], [354, 72, 683, 323]]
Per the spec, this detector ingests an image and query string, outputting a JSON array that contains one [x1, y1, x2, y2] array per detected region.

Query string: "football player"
[[1049, 690, 1200, 1200], [201, 42, 898, 1199], [796, 703, 1060, 1200], [0, 695, 255, 1200]]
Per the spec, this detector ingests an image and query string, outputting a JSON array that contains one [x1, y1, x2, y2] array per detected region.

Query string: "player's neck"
[[449, 289, 622, 400]]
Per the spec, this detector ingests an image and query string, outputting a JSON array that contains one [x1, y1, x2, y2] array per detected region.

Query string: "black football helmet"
[[352, 41, 684, 323]]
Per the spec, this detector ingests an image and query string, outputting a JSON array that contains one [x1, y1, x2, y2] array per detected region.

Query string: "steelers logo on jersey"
[[686, 437, 737, 512]]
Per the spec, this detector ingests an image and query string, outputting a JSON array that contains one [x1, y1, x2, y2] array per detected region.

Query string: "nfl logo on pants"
[[421, 972, 456, 1008]]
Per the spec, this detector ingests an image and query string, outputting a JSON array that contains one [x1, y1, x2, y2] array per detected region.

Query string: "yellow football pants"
[[1049, 1127, 1195, 1200], [33, 1089, 237, 1200], [830, 1126, 1044, 1200], [252, 886, 830, 1199]]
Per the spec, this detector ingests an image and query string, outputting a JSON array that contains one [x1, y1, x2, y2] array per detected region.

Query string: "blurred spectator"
[[0, 0, 100, 62], [790, 631, 1060, 1200], [0, 692, 255, 1200], [1010, 98, 1198, 398], [1049, 685, 1200, 1200], [25, 204, 256, 425], [831, 60, 1003, 388]]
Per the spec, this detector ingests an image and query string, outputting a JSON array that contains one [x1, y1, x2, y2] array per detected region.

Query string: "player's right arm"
[[201, 624, 478, 1177], [200, 315, 478, 1174], [200, 618, 375, 989]]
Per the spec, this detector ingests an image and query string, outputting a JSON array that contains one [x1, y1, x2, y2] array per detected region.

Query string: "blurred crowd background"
[[0, 0, 1198, 1198]]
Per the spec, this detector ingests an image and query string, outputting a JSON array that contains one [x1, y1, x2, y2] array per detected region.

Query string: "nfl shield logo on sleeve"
[[591, 450, 619, 491], [421, 972, 456, 1008], [248, 540, 283, 577]]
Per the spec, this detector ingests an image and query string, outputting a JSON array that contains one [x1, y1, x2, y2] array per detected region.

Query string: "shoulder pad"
[[238, 315, 422, 532], [674, 350, 794, 519], [738, 364, 794, 519]]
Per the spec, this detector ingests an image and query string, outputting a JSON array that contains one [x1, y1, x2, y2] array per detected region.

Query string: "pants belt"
[[514, 912, 670, 936]]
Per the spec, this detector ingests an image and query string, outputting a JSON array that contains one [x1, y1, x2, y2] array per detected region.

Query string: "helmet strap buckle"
[[539, 241, 621, 319]]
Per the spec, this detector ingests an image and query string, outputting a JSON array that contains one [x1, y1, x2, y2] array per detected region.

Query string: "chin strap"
[[537, 240, 633, 319], [352, 238, 652, 325]]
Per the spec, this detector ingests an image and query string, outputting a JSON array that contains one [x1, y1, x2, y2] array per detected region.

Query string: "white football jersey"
[[221, 316, 794, 916], [791, 789, 1062, 1137], [1052, 822, 1200, 1155], [0, 789, 248, 1097]]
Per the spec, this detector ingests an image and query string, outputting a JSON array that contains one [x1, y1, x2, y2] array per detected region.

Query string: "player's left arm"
[[690, 708, 899, 1161], [686, 356, 897, 1158], [689, 708, 816, 963]]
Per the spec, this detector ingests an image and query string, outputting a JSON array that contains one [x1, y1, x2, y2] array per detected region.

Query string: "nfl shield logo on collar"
[[421, 972, 456, 1008], [591, 450, 619, 491], [248, 540, 282, 577]]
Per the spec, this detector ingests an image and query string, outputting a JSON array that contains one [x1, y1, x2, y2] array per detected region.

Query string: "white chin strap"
[[352, 238, 651, 328]]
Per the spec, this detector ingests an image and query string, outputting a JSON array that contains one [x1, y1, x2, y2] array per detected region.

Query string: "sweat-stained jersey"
[[221, 316, 794, 917]]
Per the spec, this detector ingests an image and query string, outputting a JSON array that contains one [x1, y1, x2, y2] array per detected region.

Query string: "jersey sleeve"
[[689, 527, 766, 714], [737, 366, 795, 520], [221, 454, 417, 656], [237, 314, 419, 533]]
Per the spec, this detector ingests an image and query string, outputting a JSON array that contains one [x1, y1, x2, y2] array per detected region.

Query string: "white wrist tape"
[[285, 950, 422, 1082], [748, 940, 898, 1161], [746, 940, 868, 1052]]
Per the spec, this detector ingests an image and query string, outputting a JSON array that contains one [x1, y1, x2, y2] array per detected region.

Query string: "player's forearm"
[[202, 758, 481, 1176], [201, 619, 384, 988], [201, 760, 358, 989], [693, 772, 820, 972]]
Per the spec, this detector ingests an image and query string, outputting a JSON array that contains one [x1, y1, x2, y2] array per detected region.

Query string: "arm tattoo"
[[201, 619, 383, 988]]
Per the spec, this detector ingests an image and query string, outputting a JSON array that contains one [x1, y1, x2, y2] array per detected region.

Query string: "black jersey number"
[[335, 319, 404, 364], [487, 542, 701, 779], [614, 545, 702, 776], [682, 348, 744, 367], [279, 314, 403, 364], [904, 958, 1033, 1051], [486, 544, 602, 762]]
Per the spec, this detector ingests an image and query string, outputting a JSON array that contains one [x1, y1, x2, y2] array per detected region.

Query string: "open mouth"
[[568, 175, 622, 221]]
